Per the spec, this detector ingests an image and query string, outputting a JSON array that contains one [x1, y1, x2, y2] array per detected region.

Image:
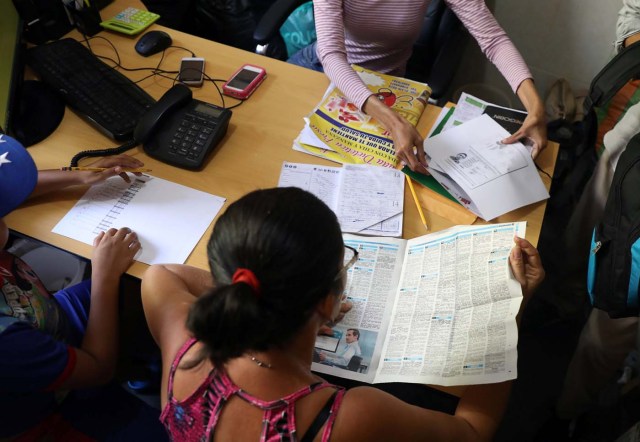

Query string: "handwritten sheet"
[[52, 175, 226, 265], [278, 162, 404, 236]]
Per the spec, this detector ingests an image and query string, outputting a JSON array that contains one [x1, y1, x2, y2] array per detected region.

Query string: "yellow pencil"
[[60, 167, 152, 172], [405, 174, 428, 231]]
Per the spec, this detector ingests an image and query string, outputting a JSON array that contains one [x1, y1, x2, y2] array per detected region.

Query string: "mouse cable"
[[168, 45, 196, 57], [69, 140, 139, 167]]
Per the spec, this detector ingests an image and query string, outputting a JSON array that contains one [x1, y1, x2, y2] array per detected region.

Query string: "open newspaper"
[[294, 65, 431, 168], [312, 222, 525, 386]]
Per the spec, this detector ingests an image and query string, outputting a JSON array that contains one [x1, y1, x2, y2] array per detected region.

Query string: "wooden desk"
[[6, 1, 557, 279]]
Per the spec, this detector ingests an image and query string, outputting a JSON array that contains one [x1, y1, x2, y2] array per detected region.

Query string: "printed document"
[[52, 175, 226, 265], [278, 162, 404, 236], [424, 115, 549, 220], [312, 222, 526, 386]]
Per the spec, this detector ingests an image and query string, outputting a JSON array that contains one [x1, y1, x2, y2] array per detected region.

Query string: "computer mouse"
[[135, 30, 172, 57]]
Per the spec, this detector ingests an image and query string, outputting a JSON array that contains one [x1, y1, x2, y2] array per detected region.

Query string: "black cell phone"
[[178, 57, 205, 87]]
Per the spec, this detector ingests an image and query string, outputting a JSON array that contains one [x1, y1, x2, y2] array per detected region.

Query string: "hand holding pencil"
[[63, 154, 147, 185]]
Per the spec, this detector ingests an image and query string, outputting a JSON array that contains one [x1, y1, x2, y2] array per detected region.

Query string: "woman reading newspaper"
[[289, 0, 547, 173], [142, 187, 544, 441]]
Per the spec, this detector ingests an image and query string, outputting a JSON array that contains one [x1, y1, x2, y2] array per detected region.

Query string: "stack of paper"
[[293, 65, 431, 169], [423, 114, 549, 220], [439, 92, 528, 134], [278, 162, 404, 236]]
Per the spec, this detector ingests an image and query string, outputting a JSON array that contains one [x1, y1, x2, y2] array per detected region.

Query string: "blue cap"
[[0, 134, 37, 217]]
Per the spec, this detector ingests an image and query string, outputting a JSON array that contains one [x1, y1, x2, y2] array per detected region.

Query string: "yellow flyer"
[[307, 66, 431, 168]]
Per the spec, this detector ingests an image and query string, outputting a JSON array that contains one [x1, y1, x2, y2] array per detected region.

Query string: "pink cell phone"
[[222, 64, 266, 99]]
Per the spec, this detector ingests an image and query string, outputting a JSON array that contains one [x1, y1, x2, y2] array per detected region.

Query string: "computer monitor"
[[0, 2, 23, 136], [0, 3, 66, 147]]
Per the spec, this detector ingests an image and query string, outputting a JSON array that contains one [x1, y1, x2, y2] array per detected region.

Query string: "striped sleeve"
[[313, 0, 374, 109], [445, 0, 532, 92]]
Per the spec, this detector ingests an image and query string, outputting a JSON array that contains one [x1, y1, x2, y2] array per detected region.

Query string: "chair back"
[[194, 0, 288, 58], [346, 355, 363, 372]]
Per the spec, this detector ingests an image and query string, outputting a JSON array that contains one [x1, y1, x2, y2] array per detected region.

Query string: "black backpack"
[[588, 133, 640, 318], [582, 41, 640, 318], [552, 41, 640, 210]]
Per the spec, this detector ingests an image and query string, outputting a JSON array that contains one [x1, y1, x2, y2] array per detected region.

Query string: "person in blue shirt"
[[0, 135, 164, 439]]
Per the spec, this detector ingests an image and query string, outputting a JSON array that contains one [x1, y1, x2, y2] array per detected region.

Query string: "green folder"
[[402, 106, 460, 205]]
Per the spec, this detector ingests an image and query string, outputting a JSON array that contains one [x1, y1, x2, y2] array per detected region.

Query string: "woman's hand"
[[80, 155, 145, 185], [319, 299, 353, 336], [363, 95, 428, 173], [91, 227, 140, 284], [503, 78, 547, 159], [390, 118, 428, 173], [501, 112, 547, 159], [509, 236, 545, 301]]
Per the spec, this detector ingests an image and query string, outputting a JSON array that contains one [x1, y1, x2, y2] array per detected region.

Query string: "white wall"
[[449, 0, 622, 109]]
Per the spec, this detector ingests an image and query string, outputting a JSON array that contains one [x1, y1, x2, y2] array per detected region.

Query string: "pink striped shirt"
[[314, 0, 533, 109]]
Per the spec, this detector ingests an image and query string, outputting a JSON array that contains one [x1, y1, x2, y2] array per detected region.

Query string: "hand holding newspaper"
[[312, 222, 526, 386]]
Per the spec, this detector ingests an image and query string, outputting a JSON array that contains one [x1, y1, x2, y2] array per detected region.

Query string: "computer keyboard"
[[27, 38, 156, 141]]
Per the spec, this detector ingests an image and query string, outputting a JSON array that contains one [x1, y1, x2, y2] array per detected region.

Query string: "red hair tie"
[[232, 268, 261, 296]]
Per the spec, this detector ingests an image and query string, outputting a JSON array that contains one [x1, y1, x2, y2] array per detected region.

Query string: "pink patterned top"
[[160, 339, 346, 442], [314, 0, 533, 109]]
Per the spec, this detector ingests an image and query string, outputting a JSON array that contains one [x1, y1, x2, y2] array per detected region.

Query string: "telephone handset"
[[69, 84, 231, 169], [135, 84, 232, 170]]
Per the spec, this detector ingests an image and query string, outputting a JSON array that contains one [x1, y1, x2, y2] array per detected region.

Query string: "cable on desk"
[[168, 45, 196, 57], [69, 140, 139, 167], [535, 162, 552, 180], [79, 36, 243, 111], [60, 36, 246, 166]]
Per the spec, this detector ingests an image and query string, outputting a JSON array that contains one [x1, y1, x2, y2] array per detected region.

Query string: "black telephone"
[[134, 84, 232, 170], [69, 84, 232, 169]]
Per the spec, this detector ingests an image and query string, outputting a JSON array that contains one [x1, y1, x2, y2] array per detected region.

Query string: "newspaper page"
[[374, 222, 526, 386], [302, 65, 431, 168], [312, 235, 406, 383]]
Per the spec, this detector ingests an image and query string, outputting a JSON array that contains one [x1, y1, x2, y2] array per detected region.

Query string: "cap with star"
[[0, 134, 37, 217]]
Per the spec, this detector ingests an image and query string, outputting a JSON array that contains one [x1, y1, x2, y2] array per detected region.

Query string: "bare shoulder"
[[329, 387, 470, 442]]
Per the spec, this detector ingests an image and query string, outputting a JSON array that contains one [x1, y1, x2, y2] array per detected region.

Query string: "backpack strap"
[[585, 41, 640, 112]]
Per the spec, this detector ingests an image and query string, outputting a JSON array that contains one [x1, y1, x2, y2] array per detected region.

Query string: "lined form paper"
[[53, 175, 226, 265], [278, 162, 404, 236]]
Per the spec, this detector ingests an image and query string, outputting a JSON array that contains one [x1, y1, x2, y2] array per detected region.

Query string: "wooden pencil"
[[405, 174, 429, 231]]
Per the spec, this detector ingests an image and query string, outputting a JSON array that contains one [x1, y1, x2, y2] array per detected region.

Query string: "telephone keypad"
[[144, 97, 231, 170], [168, 111, 222, 163]]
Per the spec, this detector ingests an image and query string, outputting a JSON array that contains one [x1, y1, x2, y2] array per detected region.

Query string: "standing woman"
[[142, 187, 544, 441], [290, 0, 547, 173]]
